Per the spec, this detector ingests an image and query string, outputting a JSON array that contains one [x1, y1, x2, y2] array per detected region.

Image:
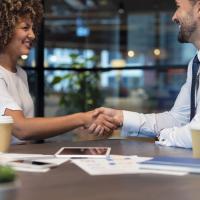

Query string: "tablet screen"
[[55, 147, 111, 157]]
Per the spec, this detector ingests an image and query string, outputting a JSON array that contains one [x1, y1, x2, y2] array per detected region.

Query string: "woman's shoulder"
[[16, 66, 26, 74], [16, 66, 28, 78], [0, 65, 7, 78], [0, 66, 9, 87], [0, 65, 27, 81]]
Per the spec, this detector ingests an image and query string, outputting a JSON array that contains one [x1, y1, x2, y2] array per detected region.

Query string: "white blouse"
[[0, 65, 34, 144]]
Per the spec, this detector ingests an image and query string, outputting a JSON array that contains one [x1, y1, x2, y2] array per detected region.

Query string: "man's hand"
[[93, 107, 123, 126], [88, 107, 123, 136], [89, 113, 119, 136], [83, 111, 118, 136]]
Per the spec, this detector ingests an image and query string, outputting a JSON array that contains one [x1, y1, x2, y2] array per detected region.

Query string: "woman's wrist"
[[80, 111, 93, 128]]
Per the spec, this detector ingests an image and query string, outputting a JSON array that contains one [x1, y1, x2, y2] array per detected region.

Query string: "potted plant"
[[0, 165, 19, 200], [51, 53, 106, 140], [51, 53, 104, 114]]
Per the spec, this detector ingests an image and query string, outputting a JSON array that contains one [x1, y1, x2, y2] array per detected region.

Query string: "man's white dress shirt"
[[121, 51, 200, 148]]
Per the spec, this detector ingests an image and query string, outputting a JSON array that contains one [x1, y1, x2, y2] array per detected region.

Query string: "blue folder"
[[139, 156, 200, 173]]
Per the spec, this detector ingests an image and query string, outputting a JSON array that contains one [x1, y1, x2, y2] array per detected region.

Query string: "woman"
[[0, 0, 117, 144]]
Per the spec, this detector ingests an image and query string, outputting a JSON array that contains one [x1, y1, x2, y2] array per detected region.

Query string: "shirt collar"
[[197, 50, 200, 61]]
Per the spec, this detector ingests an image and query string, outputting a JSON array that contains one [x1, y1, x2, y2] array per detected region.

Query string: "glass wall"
[[22, 0, 196, 121], [45, 68, 187, 118], [39, 0, 196, 118]]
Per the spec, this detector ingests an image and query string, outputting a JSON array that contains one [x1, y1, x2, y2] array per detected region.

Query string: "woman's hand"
[[83, 110, 119, 136], [93, 107, 123, 127]]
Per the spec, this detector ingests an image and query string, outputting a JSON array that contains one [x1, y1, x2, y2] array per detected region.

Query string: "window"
[[24, 0, 195, 119]]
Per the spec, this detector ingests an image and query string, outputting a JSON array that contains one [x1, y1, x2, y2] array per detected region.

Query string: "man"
[[90, 0, 200, 148]]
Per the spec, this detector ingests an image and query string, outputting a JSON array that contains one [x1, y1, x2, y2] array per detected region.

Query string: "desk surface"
[[10, 138, 200, 200]]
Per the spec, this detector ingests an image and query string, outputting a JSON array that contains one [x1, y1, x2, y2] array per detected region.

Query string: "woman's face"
[[5, 17, 35, 57]]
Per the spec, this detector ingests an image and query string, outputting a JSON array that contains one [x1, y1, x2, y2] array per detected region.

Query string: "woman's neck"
[[0, 52, 18, 73]]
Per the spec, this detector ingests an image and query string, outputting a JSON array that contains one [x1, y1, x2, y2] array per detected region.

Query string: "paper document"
[[71, 155, 187, 176], [11, 166, 50, 173], [31, 157, 69, 165], [0, 153, 51, 164], [0, 153, 53, 159], [0, 153, 69, 173]]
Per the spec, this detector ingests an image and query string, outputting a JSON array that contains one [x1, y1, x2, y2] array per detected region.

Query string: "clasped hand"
[[86, 107, 123, 137]]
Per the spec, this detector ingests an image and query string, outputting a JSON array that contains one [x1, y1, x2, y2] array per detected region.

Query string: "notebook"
[[138, 156, 200, 174]]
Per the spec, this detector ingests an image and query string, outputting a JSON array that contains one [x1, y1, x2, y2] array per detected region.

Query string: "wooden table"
[[10, 137, 200, 200]]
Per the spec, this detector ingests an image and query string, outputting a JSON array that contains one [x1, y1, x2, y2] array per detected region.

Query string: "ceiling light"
[[128, 51, 135, 58], [154, 48, 161, 56], [21, 55, 28, 60]]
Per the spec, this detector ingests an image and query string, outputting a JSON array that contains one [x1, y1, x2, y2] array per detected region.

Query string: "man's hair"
[[0, 0, 43, 51]]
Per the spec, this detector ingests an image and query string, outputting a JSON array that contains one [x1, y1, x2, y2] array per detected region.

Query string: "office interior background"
[[22, 0, 196, 138]]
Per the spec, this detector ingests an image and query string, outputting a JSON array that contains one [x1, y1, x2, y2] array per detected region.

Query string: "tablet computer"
[[55, 147, 111, 158]]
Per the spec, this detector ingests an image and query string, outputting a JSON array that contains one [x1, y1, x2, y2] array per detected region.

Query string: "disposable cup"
[[0, 116, 13, 152]]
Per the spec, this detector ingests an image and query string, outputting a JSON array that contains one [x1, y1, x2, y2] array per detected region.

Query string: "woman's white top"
[[0, 65, 34, 144]]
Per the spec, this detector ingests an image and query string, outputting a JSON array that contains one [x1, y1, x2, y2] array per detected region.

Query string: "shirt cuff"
[[121, 110, 144, 137], [156, 129, 176, 147], [156, 126, 192, 148]]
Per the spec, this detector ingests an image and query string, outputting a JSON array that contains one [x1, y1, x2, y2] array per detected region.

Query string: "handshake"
[[83, 107, 123, 137]]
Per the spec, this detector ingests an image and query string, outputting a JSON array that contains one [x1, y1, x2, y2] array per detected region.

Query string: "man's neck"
[[192, 38, 200, 50], [190, 26, 200, 49]]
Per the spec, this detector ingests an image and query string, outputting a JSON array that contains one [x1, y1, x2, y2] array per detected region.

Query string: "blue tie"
[[190, 55, 200, 121]]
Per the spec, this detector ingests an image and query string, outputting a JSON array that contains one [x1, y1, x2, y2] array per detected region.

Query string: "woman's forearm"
[[14, 113, 86, 140], [5, 109, 91, 140]]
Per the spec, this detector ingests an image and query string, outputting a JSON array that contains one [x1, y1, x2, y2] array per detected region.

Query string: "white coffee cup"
[[190, 124, 200, 158], [0, 116, 13, 152]]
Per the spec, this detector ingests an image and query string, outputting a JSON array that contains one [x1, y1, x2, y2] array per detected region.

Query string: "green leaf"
[[51, 76, 62, 85], [70, 53, 79, 60], [63, 74, 72, 79], [0, 166, 16, 183]]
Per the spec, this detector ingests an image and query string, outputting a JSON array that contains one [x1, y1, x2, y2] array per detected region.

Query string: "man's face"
[[172, 0, 197, 43]]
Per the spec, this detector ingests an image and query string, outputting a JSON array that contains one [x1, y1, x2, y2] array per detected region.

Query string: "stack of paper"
[[71, 155, 187, 176], [0, 152, 191, 176], [0, 153, 69, 173]]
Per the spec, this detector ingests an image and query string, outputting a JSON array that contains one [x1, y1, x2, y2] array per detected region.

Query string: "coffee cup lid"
[[0, 116, 13, 123]]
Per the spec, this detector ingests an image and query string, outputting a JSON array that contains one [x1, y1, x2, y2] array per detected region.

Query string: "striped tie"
[[190, 55, 200, 121]]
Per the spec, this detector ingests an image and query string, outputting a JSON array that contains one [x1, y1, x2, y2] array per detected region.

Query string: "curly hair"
[[189, 0, 200, 4], [0, 0, 43, 51]]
